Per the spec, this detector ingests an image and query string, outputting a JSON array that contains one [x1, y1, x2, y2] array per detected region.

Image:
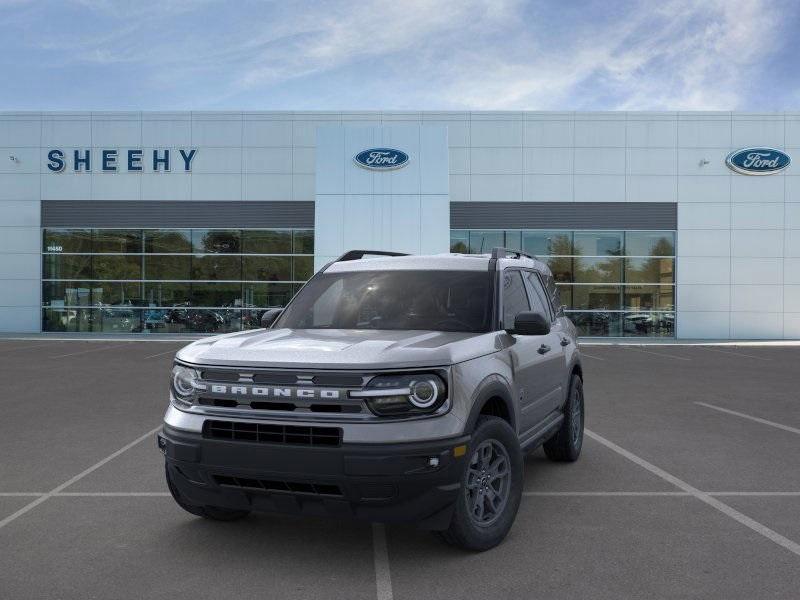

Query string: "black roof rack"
[[490, 247, 538, 261], [335, 250, 410, 262]]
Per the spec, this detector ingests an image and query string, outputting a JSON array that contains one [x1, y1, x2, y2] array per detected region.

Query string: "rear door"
[[502, 269, 554, 435], [523, 270, 566, 414]]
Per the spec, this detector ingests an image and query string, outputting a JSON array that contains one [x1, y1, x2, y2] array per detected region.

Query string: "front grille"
[[203, 420, 342, 446], [213, 474, 343, 497]]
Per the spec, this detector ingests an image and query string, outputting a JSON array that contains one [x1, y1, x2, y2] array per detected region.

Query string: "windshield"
[[275, 270, 493, 332]]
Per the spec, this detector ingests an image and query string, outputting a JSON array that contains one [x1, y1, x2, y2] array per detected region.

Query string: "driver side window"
[[502, 270, 531, 330]]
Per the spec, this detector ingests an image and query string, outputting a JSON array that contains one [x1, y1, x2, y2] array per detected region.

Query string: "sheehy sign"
[[46, 149, 197, 172]]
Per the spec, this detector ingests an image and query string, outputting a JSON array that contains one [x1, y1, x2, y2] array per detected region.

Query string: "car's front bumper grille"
[[212, 474, 343, 497], [203, 420, 342, 447]]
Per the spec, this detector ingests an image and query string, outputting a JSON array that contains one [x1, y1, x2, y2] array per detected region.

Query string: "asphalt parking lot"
[[1, 339, 799, 599]]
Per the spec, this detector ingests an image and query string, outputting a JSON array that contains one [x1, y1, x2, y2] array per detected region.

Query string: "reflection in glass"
[[191, 282, 242, 307], [624, 285, 674, 311], [43, 255, 92, 279], [625, 232, 675, 256], [469, 231, 504, 254], [544, 256, 573, 283], [573, 257, 622, 283], [571, 285, 622, 310], [573, 231, 623, 256], [522, 231, 573, 256], [625, 258, 674, 284], [243, 230, 291, 254], [92, 255, 142, 280], [191, 229, 241, 253], [192, 255, 242, 280], [144, 255, 192, 280], [43, 229, 92, 253], [622, 312, 675, 337], [93, 230, 142, 253], [503, 231, 522, 251], [450, 231, 469, 253], [568, 312, 621, 337], [144, 230, 191, 253], [243, 282, 295, 307], [143, 282, 191, 307], [293, 256, 313, 280], [243, 256, 291, 281], [293, 229, 314, 254]]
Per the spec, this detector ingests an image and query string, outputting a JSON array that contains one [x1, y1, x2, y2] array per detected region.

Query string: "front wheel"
[[438, 416, 523, 551], [543, 374, 584, 462], [165, 464, 250, 522]]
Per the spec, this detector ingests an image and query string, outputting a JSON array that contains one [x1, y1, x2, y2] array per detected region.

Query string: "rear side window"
[[502, 271, 530, 330]]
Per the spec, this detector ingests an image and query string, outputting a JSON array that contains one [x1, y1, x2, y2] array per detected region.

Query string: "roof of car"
[[324, 252, 552, 275]]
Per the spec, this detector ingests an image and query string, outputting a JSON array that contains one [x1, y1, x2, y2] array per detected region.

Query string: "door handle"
[[537, 344, 551, 355], [560, 337, 570, 347]]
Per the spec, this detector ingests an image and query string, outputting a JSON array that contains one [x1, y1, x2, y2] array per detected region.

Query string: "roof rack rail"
[[335, 250, 410, 262], [490, 247, 538, 261]]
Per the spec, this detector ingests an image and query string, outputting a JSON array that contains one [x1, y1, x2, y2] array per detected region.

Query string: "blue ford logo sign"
[[726, 147, 790, 175], [354, 148, 409, 170]]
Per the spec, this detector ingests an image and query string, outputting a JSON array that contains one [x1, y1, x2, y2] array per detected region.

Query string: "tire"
[[165, 464, 250, 522], [438, 416, 523, 551], [543, 374, 584, 462]]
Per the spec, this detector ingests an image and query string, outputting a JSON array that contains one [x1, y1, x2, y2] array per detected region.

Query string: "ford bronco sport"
[[159, 248, 584, 551]]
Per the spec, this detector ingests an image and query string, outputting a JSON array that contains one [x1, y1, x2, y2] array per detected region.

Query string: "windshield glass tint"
[[276, 270, 493, 332]]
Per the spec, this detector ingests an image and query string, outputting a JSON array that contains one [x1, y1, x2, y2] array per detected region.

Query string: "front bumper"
[[159, 424, 470, 530]]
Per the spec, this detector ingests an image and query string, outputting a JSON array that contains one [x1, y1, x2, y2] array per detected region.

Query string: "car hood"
[[175, 328, 502, 370]]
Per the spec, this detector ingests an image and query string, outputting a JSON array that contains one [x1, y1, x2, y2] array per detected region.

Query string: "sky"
[[1, 0, 799, 111]]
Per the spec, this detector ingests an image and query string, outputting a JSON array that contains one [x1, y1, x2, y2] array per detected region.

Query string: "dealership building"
[[0, 110, 798, 339]]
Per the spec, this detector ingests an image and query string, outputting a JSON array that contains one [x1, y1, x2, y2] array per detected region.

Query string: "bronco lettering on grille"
[[208, 385, 341, 399]]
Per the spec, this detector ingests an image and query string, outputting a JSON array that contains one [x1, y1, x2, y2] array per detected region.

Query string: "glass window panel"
[[522, 231, 573, 256], [191, 229, 241, 253], [164, 307, 227, 333], [94, 308, 144, 333], [571, 285, 622, 310], [567, 311, 622, 337], [192, 255, 242, 280], [93, 229, 142, 253], [624, 257, 674, 284], [42, 308, 95, 332], [504, 231, 522, 252], [143, 255, 191, 280], [43, 254, 92, 279], [450, 231, 469, 253], [243, 282, 296, 307], [622, 312, 675, 337], [144, 230, 191, 253], [625, 231, 675, 256], [502, 271, 531, 330], [293, 229, 314, 254], [43, 229, 92, 253], [293, 256, 313, 281], [242, 230, 292, 254], [624, 285, 675, 311], [544, 256, 573, 283], [573, 257, 622, 283], [522, 272, 550, 319], [191, 282, 243, 307], [143, 282, 191, 307], [469, 231, 504, 254], [242, 256, 291, 281], [92, 255, 142, 280], [573, 231, 623, 256], [555, 284, 572, 310]]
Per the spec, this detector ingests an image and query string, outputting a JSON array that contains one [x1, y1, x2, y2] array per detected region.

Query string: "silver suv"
[[159, 248, 584, 551]]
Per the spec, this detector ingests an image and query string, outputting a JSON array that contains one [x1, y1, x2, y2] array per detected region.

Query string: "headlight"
[[171, 364, 201, 407], [352, 373, 448, 417]]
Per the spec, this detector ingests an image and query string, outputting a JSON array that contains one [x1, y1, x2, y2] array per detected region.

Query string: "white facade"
[[1, 110, 799, 339]]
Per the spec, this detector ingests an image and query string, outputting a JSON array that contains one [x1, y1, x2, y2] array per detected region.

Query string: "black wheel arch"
[[464, 376, 518, 435]]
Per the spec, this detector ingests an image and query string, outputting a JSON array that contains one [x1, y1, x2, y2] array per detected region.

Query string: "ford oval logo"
[[726, 147, 790, 175], [354, 148, 409, 170]]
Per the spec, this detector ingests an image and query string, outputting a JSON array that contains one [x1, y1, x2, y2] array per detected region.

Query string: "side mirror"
[[260, 308, 283, 329], [510, 311, 550, 336]]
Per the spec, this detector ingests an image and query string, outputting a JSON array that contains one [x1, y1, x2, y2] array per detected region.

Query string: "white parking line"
[[522, 491, 800, 497], [585, 428, 800, 558], [54, 492, 170, 497], [695, 347, 771, 361], [580, 352, 606, 361], [372, 523, 393, 600], [0, 425, 160, 531], [696, 402, 800, 436], [49, 343, 132, 358], [623, 346, 691, 361]]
